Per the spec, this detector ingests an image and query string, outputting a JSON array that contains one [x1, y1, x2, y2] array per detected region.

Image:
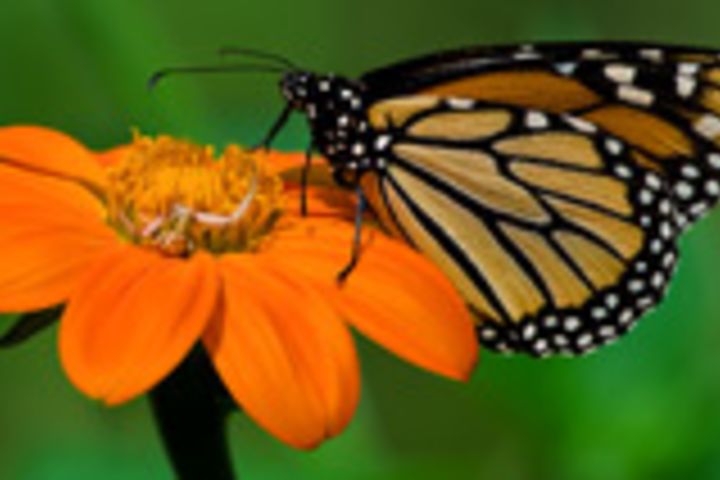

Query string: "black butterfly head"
[[280, 71, 374, 183], [280, 71, 316, 108], [281, 71, 366, 118]]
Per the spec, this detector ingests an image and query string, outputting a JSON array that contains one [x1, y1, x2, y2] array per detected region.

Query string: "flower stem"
[[150, 347, 237, 480], [0, 306, 63, 348]]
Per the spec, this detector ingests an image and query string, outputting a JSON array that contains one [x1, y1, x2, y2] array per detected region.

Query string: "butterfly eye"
[[280, 72, 314, 105]]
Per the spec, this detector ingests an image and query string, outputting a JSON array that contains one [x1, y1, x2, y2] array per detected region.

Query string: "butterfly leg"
[[254, 104, 293, 150], [336, 186, 367, 284], [300, 145, 313, 216]]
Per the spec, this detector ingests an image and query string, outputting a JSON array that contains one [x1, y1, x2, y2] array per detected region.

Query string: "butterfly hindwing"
[[361, 101, 679, 356]]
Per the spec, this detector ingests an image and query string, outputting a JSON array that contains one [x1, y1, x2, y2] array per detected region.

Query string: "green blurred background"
[[2, 0, 720, 478]]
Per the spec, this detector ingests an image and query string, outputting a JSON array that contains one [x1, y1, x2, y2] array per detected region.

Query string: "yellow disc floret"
[[106, 133, 284, 256]]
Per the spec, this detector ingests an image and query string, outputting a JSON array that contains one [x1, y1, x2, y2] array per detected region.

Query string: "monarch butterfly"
[[153, 42, 720, 357]]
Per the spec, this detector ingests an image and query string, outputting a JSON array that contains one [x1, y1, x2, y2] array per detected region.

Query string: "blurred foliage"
[[2, 0, 720, 478]]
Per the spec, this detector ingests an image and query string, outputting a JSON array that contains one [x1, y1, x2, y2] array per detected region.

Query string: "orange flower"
[[0, 126, 477, 449]]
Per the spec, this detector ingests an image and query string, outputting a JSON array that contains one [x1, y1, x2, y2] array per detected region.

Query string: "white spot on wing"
[[605, 138, 624, 155], [691, 202, 708, 216], [676, 76, 697, 98], [555, 62, 578, 76], [678, 62, 700, 76], [619, 309, 634, 325], [646, 173, 662, 191], [600, 326, 617, 338], [533, 339, 549, 354], [447, 98, 475, 110], [582, 48, 614, 60], [526, 111, 549, 129], [639, 189, 654, 205], [375, 135, 392, 151], [709, 153, 720, 169], [605, 294, 620, 309], [564, 316, 581, 332], [705, 179, 720, 196], [659, 199, 672, 215], [614, 164, 632, 178], [638, 48, 663, 62], [695, 115, 720, 140], [660, 222, 674, 239], [523, 324, 538, 340], [628, 279, 645, 293], [563, 115, 598, 133], [675, 181, 695, 200], [577, 334, 593, 348], [617, 85, 655, 106], [480, 327, 498, 340], [513, 51, 542, 61], [544, 315, 559, 328], [681, 164, 700, 178], [604, 64, 637, 84]]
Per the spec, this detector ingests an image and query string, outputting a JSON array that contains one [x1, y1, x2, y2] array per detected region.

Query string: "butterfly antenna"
[[217, 46, 300, 71], [148, 63, 287, 90]]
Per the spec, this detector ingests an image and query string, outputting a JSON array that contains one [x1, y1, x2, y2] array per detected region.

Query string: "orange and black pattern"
[[279, 42, 720, 356], [362, 42, 720, 225], [362, 103, 678, 355]]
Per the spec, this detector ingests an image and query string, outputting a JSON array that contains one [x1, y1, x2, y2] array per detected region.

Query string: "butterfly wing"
[[360, 101, 678, 356], [362, 42, 720, 226]]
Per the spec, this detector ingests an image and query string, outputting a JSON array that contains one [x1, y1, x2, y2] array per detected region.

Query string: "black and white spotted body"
[[281, 72, 383, 186]]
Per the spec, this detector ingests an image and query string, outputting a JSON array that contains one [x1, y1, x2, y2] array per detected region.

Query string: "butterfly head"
[[281, 72, 374, 182], [281, 72, 364, 116], [280, 71, 315, 109]]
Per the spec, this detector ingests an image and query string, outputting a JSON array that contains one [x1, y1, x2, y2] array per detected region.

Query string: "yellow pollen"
[[106, 133, 284, 256]]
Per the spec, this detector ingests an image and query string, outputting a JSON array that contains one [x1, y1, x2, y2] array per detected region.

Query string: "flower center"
[[106, 133, 284, 256]]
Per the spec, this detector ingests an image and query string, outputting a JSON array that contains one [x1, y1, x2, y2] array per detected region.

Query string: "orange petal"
[[0, 203, 115, 312], [259, 150, 308, 176], [257, 149, 336, 187], [0, 126, 107, 194], [0, 156, 114, 312], [96, 145, 132, 167], [282, 186, 357, 220], [60, 246, 220, 405], [264, 219, 478, 381], [0, 162, 106, 218], [205, 255, 359, 449]]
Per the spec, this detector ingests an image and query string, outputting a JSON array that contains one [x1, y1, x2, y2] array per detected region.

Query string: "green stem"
[[149, 347, 237, 480]]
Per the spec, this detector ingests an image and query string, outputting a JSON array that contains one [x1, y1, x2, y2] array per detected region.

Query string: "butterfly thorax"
[[281, 71, 382, 186]]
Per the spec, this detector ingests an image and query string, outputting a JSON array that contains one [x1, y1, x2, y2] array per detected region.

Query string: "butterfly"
[[153, 42, 720, 357]]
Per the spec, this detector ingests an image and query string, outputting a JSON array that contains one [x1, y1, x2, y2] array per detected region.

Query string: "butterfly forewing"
[[361, 102, 678, 356], [363, 42, 720, 225]]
